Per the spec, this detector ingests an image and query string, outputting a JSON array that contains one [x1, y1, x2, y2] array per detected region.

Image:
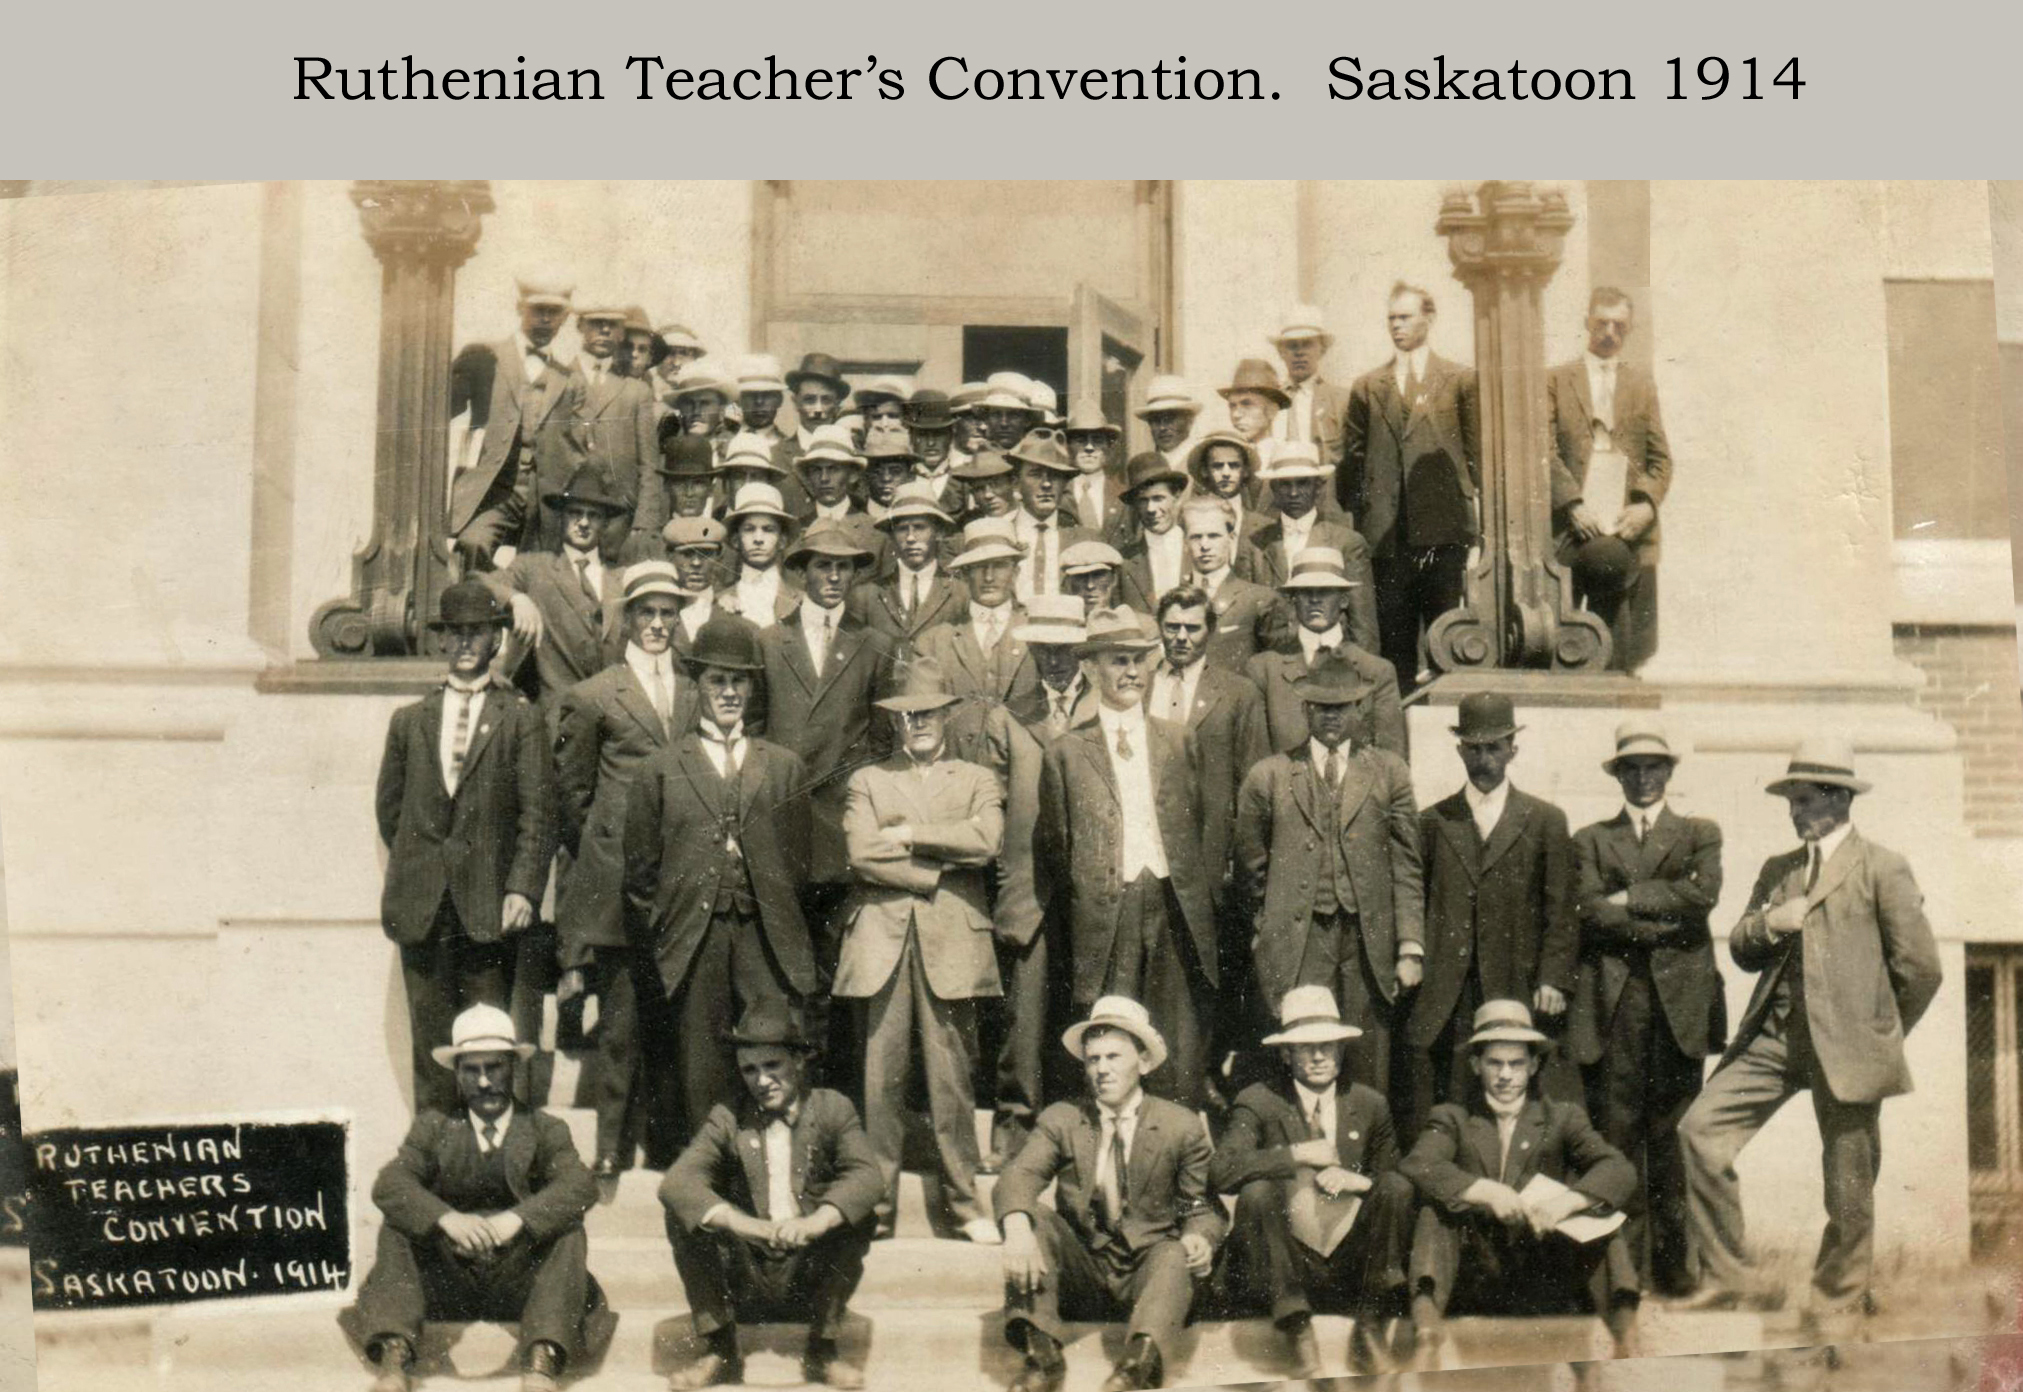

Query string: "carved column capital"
[[350, 180, 494, 269]]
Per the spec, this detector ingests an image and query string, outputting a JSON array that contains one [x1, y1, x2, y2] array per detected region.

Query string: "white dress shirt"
[[701, 1099, 802, 1228], [583, 355, 614, 389], [1292, 1081, 1337, 1148], [1039, 674, 1086, 728], [679, 592, 715, 641], [1146, 527, 1186, 600], [439, 677, 490, 795], [971, 599, 1014, 654], [1099, 705, 1169, 880], [625, 643, 679, 729], [1584, 351, 1619, 436], [1149, 657, 1206, 726], [1277, 510, 1317, 567], [472, 1104, 514, 1155], [697, 720, 748, 782], [1623, 799, 1667, 842], [1486, 1093, 1524, 1180], [1806, 819, 1855, 887], [1194, 563, 1232, 604], [1277, 377, 1320, 444], [1014, 509, 1063, 602], [735, 566, 783, 628], [897, 560, 939, 615], [1093, 1089, 1145, 1221], [515, 333, 554, 387], [1297, 624, 1345, 665], [1072, 473, 1108, 534], [1393, 346, 1431, 399], [813, 498, 853, 524], [799, 598, 844, 674], [1464, 779, 1512, 842]]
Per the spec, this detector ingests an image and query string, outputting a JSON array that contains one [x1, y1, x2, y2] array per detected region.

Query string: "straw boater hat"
[[787, 518, 876, 570], [723, 998, 817, 1054], [950, 382, 992, 415], [682, 613, 766, 673], [658, 436, 718, 479], [1765, 737, 1871, 797], [656, 322, 705, 356], [1009, 428, 1076, 474], [1452, 692, 1523, 745], [1219, 358, 1292, 409], [854, 375, 912, 412], [1291, 649, 1377, 706], [797, 424, 864, 469], [1278, 547, 1361, 591], [1602, 719, 1680, 774], [876, 480, 957, 531], [1261, 985, 1364, 1047], [1059, 540, 1125, 577], [542, 462, 632, 516], [1063, 995, 1168, 1072], [719, 434, 790, 479], [620, 560, 685, 606], [975, 382, 1039, 415], [1119, 451, 1190, 499], [1063, 398, 1121, 440], [1259, 440, 1335, 482], [431, 1003, 535, 1068], [515, 274, 575, 308], [1135, 375, 1201, 420], [876, 656, 965, 713], [1073, 606, 1160, 657], [986, 371, 1039, 404], [786, 352, 851, 398], [735, 353, 789, 395], [1012, 593, 1088, 646], [947, 518, 1028, 568], [724, 482, 797, 526], [1468, 999, 1549, 1049], [1270, 304, 1334, 351], [428, 579, 511, 631], [1187, 431, 1260, 480], [661, 515, 727, 553]]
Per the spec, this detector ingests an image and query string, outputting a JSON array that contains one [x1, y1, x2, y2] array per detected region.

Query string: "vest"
[[1311, 762, 1359, 918]]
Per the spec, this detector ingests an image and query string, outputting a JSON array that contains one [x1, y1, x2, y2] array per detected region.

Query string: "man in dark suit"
[[905, 389, 969, 517], [1340, 283, 1479, 693], [1113, 454, 1191, 615], [915, 520, 1040, 752], [1547, 289, 1674, 673], [1208, 987, 1417, 1378], [355, 1005, 601, 1392], [621, 616, 820, 1161], [1400, 1000, 1640, 1367], [1270, 305, 1353, 475], [1245, 548, 1404, 758], [572, 301, 664, 552], [1062, 401, 1129, 543], [377, 582, 557, 1115], [1247, 444, 1380, 654], [848, 481, 965, 653], [794, 424, 872, 529], [1234, 651, 1423, 1099], [1036, 608, 1220, 1113], [1010, 429, 1097, 605], [1061, 541, 1125, 616], [447, 276, 588, 570], [1185, 430, 1270, 545], [1402, 694, 1577, 1145], [1567, 721, 1724, 1296], [660, 1001, 882, 1391], [1676, 740, 1941, 1329], [997, 997, 1226, 1392], [652, 435, 722, 534], [835, 660, 1005, 1241], [1176, 497, 1280, 671], [663, 516, 732, 654]]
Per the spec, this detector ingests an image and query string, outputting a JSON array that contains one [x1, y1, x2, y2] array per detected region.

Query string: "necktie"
[[1049, 690, 1071, 732], [1035, 521, 1053, 594], [1165, 669, 1187, 722], [1636, 811, 1649, 843], [574, 555, 595, 601], [1308, 1096, 1328, 1143], [481, 1120, 498, 1152], [1100, 1117, 1128, 1228], [1324, 747, 1342, 792], [1596, 361, 1617, 431], [1805, 843, 1822, 893], [1114, 721, 1133, 761], [448, 689, 474, 792], [902, 573, 918, 619], [982, 611, 1002, 651], [650, 664, 672, 731]]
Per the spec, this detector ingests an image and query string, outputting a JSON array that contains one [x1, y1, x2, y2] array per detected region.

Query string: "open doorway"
[[963, 326, 1068, 404]]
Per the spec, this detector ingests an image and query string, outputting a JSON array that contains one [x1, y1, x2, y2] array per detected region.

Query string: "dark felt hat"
[[1451, 692, 1522, 744], [723, 998, 818, 1053], [657, 435, 718, 478], [1120, 451, 1189, 499], [681, 614, 765, 673], [903, 389, 958, 430], [428, 579, 511, 631], [786, 352, 850, 398], [542, 463, 633, 516], [1291, 649, 1377, 705]]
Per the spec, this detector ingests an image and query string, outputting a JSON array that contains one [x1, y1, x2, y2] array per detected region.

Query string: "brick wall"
[[1896, 625, 2023, 838]]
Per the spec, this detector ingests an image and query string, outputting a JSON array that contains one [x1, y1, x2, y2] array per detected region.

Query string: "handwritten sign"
[[27, 1120, 349, 1310]]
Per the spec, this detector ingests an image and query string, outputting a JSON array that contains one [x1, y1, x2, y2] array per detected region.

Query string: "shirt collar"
[[902, 559, 938, 585], [700, 719, 745, 745], [1097, 1089, 1144, 1124], [1097, 702, 1145, 734], [563, 542, 600, 568], [445, 673, 491, 695], [1464, 779, 1511, 815], [471, 1103, 514, 1144], [625, 642, 672, 675], [1624, 799, 1667, 827], [971, 597, 1013, 620], [1309, 735, 1354, 767], [1297, 625, 1344, 662], [740, 564, 779, 586], [760, 1096, 802, 1127], [1292, 1079, 1337, 1114], [1810, 819, 1855, 866], [515, 333, 549, 368], [1043, 671, 1084, 703], [1485, 1094, 1525, 1122], [1395, 345, 1429, 377], [1586, 350, 1619, 375]]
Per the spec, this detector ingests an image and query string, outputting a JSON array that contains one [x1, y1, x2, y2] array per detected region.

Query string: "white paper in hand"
[[1583, 447, 1630, 535], [1520, 1173, 1626, 1243], [1288, 1171, 1363, 1257]]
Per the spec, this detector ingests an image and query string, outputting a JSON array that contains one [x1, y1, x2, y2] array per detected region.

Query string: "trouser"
[[1227, 913, 1392, 1103], [1216, 1172, 1417, 1326], [654, 906, 791, 1169], [1098, 873, 1212, 1113], [356, 1223, 596, 1365], [993, 916, 1071, 1157], [1677, 1013, 1881, 1305], [510, 922, 560, 1108], [1410, 1204, 1637, 1320], [1398, 969, 1579, 1147], [400, 896, 515, 1116], [667, 1216, 871, 1340], [800, 880, 854, 1093], [858, 934, 986, 1228], [1567, 552, 1659, 674], [582, 946, 654, 1166], [1583, 965, 1705, 1295], [1371, 544, 1469, 691], [1005, 1207, 1197, 1361]]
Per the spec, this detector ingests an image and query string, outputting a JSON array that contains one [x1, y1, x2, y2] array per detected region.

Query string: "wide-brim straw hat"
[[1062, 995, 1168, 1073], [1602, 720, 1680, 774], [1012, 594, 1088, 645], [1135, 375, 1201, 419], [1259, 441, 1334, 482], [948, 519, 1028, 569], [1260, 985, 1363, 1046], [1187, 432, 1260, 479], [735, 353, 789, 395], [621, 560, 686, 605], [1063, 399, 1120, 438], [1270, 304, 1334, 349], [724, 483, 798, 525], [431, 1003, 535, 1067], [1765, 737, 1872, 796], [1468, 999, 1548, 1048], [876, 481, 957, 530], [1278, 547, 1360, 591]]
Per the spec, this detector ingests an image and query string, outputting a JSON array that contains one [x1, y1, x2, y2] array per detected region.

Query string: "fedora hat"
[[1451, 692, 1522, 745], [431, 1003, 535, 1068], [1187, 431, 1260, 480], [903, 389, 958, 430], [621, 560, 686, 606], [876, 656, 965, 713], [1063, 398, 1120, 439], [950, 381, 992, 414], [1270, 304, 1334, 349], [658, 435, 717, 478], [720, 434, 790, 478], [723, 998, 818, 1054], [662, 515, 727, 553], [670, 360, 738, 401], [1468, 998, 1548, 1049], [862, 435, 922, 467], [1027, 381, 1064, 427], [1120, 451, 1190, 499], [853, 375, 911, 410], [1059, 540, 1125, 576], [1261, 985, 1364, 1047], [787, 517, 876, 569], [1135, 375, 1201, 419], [1012, 593, 1088, 646], [948, 518, 1028, 569], [1063, 995, 1168, 1073], [1292, 649, 1377, 706], [786, 352, 850, 397], [1766, 737, 1871, 797], [1602, 719, 1679, 774], [1259, 441, 1335, 482], [952, 450, 1015, 482], [876, 480, 956, 530], [682, 613, 765, 673], [798, 424, 864, 468], [515, 273, 575, 309], [1073, 606, 1159, 657], [428, 578, 511, 631], [1219, 357, 1291, 409], [657, 322, 705, 354], [1009, 427, 1076, 474], [542, 462, 633, 516], [1279, 547, 1361, 591], [724, 482, 797, 526], [736, 353, 789, 395], [975, 384, 1039, 415]]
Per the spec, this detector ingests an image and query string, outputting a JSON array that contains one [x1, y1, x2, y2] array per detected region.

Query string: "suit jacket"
[[835, 754, 1005, 999], [1278, 378, 1354, 475], [1196, 574, 1282, 673], [1116, 531, 1191, 616], [1546, 359, 1673, 565], [579, 367, 664, 540], [914, 611, 1042, 749], [1243, 517, 1381, 656], [446, 337, 586, 553], [756, 608, 897, 884], [1060, 469, 1133, 545], [483, 552, 627, 713], [1340, 354, 1479, 557], [1148, 664, 1268, 904], [976, 686, 1101, 948], [1208, 1077, 1399, 1196], [846, 567, 968, 654], [622, 734, 817, 998], [1724, 830, 1942, 1104], [1400, 1095, 1633, 1215], [1245, 646, 1406, 759], [1409, 787, 1577, 1048], [1036, 715, 1219, 1001], [1235, 743, 1424, 1009], [995, 1095, 1227, 1255], [659, 1088, 885, 1231], [376, 686, 556, 946], [551, 662, 700, 966], [716, 573, 805, 629], [1567, 808, 1726, 1065], [373, 1107, 594, 1243]]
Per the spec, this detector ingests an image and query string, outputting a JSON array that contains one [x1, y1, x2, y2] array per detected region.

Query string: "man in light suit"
[[1676, 740, 1941, 1328], [377, 582, 557, 1115], [660, 1001, 882, 1391], [1245, 548, 1404, 758], [1270, 305, 1353, 476], [356, 1006, 601, 1392], [1036, 608, 1220, 1113], [448, 275, 587, 570], [997, 997, 1226, 1392], [1234, 651, 1423, 1099], [1340, 284, 1480, 693], [571, 301, 664, 552], [1176, 496, 1280, 671], [1247, 444, 1380, 653], [1547, 289, 1673, 672], [1567, 721, 1724, 1296], [835, 660, 1006, 1242], [914, 520, 1040, 752]]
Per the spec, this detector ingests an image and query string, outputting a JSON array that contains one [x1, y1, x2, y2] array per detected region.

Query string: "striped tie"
[[448, 689, 474, 793]]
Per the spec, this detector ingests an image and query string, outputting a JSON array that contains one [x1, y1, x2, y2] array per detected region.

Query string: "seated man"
[[356, 1005, 600, 1392], [660, 1001, 883, 1391], [1208, 986, 1416, 1378], [996, 997, 1225, 1392], [1398, 1000, 1640, 1368]]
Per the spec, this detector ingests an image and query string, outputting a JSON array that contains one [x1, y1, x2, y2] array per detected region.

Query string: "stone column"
[[310, 180, 493, 659], [1427, 181, 1611, 674]]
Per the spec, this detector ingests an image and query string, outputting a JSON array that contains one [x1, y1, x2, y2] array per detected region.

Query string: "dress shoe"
[[667, 1344, 744, 1389], [1010, 1330, 1066, 1392], [1347, 1315, 1388, 1375], [961, 1216, 1003, 1246], [593, 1153, 623, 1180], [873, 1213, 896, 1241], [1281, 1317, 1321, 1378], [1098, 1333, 1163, 1390], [1604, 1302, 1643, 1360], [1410, 1293, 1446, 1371], [369, 1336, 413, 1392], [803, 1336, 865, 1390]]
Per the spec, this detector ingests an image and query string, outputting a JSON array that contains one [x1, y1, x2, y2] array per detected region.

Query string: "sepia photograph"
[[1, 178, 2019, 1392]]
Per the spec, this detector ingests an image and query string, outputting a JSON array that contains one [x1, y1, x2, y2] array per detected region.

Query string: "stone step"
[[582, 1162, 1004, 1242], [583, 1234, 1008, 1310]]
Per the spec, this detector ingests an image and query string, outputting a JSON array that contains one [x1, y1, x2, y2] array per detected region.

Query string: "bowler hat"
[[1260, 985, 1363, 1047], [903, 389, 958, 430], [1765, 737, 1871, 797], [1292, 649, 1377, 706], [1602, 719, 1680, 774], [786, 352, 850, 397], [1073, 606, 1159, 657], [682, 614, 765, 674], [723, 998, 818, 1053], [432, 1003, 535, 1068], [1451, 692, 1522, 745], [542, 463, 633, 516], [1566, 535, 1639, 594], [1119, 452, 1189, 499], [876, 480, 956, 531], [1062, 995, 1168, 1073], [1009, 428, 1077, 474], [658, 435, 717, 478], [787, 518, 876, 569], [1467, 999, 1548, 1049], [428, 579, 511, 631], [876, 656, 965, 713], [1219, 357, 1291, 409], [1011, 594, 1088, 646], [1063, 399, 1120, 439]]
